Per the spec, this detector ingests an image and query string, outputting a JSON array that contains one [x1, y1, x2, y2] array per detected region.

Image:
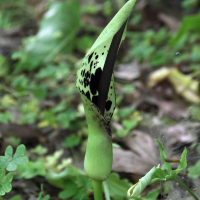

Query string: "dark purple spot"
[[92, 95, 98, 106], [90, 61, 93, 71], [79, 80, 83, 85], [95, 55, 98, 59], [105, 100, 112, 111], [85, 71, 90, 79], [90, 67, 102, 95], [102, 53, 104, 55], [88, 53, 94, 63], [104, 46, 106, 48], [84, 78, 89, 87], [86, 91, 91, 101], [81, 69, 85, 77]]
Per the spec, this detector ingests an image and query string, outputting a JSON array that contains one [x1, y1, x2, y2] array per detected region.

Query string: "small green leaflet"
[[188, 161, 200, 179], [36, 184, 50, 200], [0, 169, 13, 196], [106, 172, 131, 199], [0, 145, 29, 171], [151, 140, 187, 183]]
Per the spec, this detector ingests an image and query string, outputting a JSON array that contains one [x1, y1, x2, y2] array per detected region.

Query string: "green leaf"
[[0, 54, 8, 77], [76, 36, 95, 52], [37, 185, 50, 200], [170, 13, 200, 46], [145, 188, 160, 200], [106, 172, 131, 199], [122, 119, 138, 132], [171, 148, 187, 177], [128, 140, 188, 198], [0, 111, 13, 124], [14, 0, 80, 71], [33, 85, 48, 100], [7, 137, 21, 147], [30, 145, 48, 156], [189, 105, 200, 122], [17, 158, 45, 179], [63, 134, 81, 148], [8, 195, 21, 200], [0, 169, 13, 196], [3, 144, 29, 171], [58, 181, 78, 199], [155, 139, 172, 172], [46, 165, 81, 189], [187, 161, 200, 179], [118, 105, 136, 118]]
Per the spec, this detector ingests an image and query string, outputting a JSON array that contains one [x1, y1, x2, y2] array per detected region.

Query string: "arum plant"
[[76, 0, 136, 199], [127, 140, 199, 200]]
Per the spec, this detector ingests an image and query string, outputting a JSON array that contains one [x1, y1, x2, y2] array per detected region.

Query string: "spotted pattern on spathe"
[[76, 39, 116, 124]]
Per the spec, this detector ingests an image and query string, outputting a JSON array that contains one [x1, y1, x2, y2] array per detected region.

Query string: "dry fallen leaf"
[[158, 13, 180, 32], [113, 130, 158, 175], [148, 67, 200, 104]]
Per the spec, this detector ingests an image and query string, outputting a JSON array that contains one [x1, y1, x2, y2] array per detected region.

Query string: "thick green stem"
[[174, 178, 199, 200], [92, 180, 103, 200]]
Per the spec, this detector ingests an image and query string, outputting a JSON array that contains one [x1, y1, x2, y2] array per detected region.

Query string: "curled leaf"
[[127, 166, 156, 198]]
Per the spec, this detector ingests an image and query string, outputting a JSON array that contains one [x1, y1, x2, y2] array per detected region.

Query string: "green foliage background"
[[1, 0, 200, 199]]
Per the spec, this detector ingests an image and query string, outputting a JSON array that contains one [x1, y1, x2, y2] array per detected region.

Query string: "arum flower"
[[76, 0, 136, 182], [76, 0, 136, 199]]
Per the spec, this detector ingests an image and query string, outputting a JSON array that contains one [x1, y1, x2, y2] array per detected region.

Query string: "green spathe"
[[80, 93, 112, 181], [85, 0, 137, 57]]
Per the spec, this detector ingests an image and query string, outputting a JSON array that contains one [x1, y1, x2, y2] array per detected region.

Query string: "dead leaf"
[[114, 61, 140, 82], [112, 130, 158, 175], [158, 13, 180, 32], [148, 67, 200, 104]]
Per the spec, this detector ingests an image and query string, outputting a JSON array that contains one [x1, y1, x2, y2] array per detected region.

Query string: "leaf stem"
[[92, 180, 103, 200], [174, 178, 199, 200], [103, 181, 111, 200]]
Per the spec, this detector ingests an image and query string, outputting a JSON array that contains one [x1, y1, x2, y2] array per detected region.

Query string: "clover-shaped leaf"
[[0, 145, 29, 171], [0, 169, 13, 196]]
